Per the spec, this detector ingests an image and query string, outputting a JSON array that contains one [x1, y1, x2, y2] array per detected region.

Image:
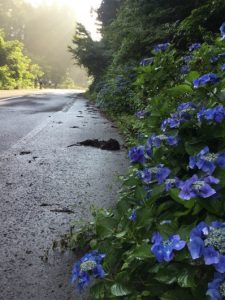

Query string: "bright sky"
[[25, 0, 102, 40]]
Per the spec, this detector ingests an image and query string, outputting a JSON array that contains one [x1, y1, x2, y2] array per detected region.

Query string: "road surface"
[[0, 90, 128, 299]]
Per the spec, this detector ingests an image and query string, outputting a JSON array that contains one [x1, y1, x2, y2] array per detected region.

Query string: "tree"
[[69, 24, 109, 80], [0, 31, 43, 89]]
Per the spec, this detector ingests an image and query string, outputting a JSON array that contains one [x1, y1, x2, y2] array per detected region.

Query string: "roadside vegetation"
[[69, 1, 225, 299], [0, 0, 88, 89], [0, 31, 43, 89]]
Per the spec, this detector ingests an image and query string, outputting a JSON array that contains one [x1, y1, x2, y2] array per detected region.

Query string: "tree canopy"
[[0, 0, 88, 88], [70, 0, 225, 92]]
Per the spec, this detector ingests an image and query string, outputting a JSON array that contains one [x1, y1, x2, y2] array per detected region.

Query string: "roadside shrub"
[[71, 25, 225, 300]]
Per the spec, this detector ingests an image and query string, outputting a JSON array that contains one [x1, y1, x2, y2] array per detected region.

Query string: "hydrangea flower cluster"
[[140, 57, 154, 66], [135, 110, 148, 118], [180, 65, 190, 74], [207, 272, 225, 300], [197, 105, 225, 123], [128, 145, 145, 164], [177, 174, 219, 200], [189, 43, 201, 52], [189, 146, 225, 174], [210, 52, 225, 63], [193, 73, 220, 88], [151, 232, 186, 262], [188, 221, 225, 273], [161, 102, 197, 131], [147, 133, 178, 148], [137, 165, 171, 184], [165, 178, 179, 191], [182, 55, 193, 63], [153, 43, 170, 52], [72, 251, 106, 290]]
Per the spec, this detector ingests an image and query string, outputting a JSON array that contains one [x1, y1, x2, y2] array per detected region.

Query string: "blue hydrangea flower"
[[210, 53, 225, 63], [177, 102, 197, 111], [140, 57, 154, 66], [189, 146, 225, 174], [197, 105, 225, 123], [178, 174, 219, 200], [165, 178, 179, 191], [207, 272, 225, 300], [189, 43, 201, 52], [221, 64, 225, 71], [220, 23, 225, 39], [182, 55, 193, 63], [161, 102, 197, 131], [193, 73, 220, 88], [128, 145, 145, 164], [146, 133, 178, 149], [135, 110, 148, 118], [210, 55, 220, 63], [137, 165, 171, 185], [153, 43, 170, 52], [188, 221, 225, 273], [151, 232, 186, 262], [129, 210, 137, 222], [161, 116, 181, 131], [180, 65, 190, 74], [72, 251, 106, 290]]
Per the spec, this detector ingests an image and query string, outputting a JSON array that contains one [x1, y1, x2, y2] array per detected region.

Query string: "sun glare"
[[25, 0, 102, 40]]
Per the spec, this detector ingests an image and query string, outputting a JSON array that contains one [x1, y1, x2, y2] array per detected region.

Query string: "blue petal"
[[203, 247, 220, 265], [217, 153, 225, 167], [214, 255, 225, 273], [199, 183, 216, 198], [151, 232, 163, 244], [151, 244, 164, 262], [206, 288, 222, 300], [163, 246, 174, 262], [188, 237, 204, 259]]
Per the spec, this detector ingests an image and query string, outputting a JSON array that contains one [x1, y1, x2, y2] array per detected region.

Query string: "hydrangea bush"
[[71, 25, 225, 299]]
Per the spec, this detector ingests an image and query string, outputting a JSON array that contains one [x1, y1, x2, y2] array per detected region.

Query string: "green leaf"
[[130, 244, 153, 259], [198, 197, 223, 216], [155, 271, 177, 285], [185, 141, 205, 155], [169, 189, 195, 209], [95, 211, 117, 238], [115, 231, 127, 238], [161, 288, 194, 300], [186, 71, 200, 82], [111, 283, 132, 297], [177, 269, 196, 288], [167, 84, 193, 96], [90, 282, 109, 299]]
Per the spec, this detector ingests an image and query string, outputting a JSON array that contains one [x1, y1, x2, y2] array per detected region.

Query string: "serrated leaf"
[[177, 269, 196, 288], [111, 283, 132, 297]]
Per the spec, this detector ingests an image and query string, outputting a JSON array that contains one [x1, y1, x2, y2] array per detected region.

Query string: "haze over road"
[[0, 91, 128, 299]]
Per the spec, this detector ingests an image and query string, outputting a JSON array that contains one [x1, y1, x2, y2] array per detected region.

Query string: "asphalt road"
[[0, 91, 128, 300]]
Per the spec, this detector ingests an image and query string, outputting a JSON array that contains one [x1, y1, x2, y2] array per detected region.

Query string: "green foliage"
[[0, 1, 88, 87], [0, 31, 43, 89], [69, 23, 110, 81], [70, 28, 225, 299]]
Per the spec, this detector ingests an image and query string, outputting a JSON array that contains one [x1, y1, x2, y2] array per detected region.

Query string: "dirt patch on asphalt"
[[67, 138, 120, 151]]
